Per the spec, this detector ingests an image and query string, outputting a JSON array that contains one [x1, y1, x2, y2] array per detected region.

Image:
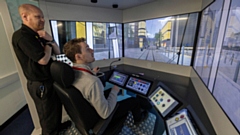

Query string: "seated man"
[[63, 38, 148, 126]]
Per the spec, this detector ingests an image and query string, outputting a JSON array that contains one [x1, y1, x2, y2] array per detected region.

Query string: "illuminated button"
[[157, 101, 160, 105], [167, 99, 171, 102], [175, 117, 179, 121], [180, 115, 184, 119]]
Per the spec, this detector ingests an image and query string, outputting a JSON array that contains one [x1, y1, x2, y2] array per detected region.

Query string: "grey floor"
[[61, 112, 156, 135]]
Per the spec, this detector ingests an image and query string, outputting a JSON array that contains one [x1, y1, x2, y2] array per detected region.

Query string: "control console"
[[108, 70, 152, 96], [148, 86, 179, 117], [126, 76, 151, 95], [166, 109, 198, 135], [109, 71, 128, 86]]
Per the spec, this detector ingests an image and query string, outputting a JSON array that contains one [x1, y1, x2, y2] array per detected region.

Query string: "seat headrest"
[[50, 61, 75, 88]]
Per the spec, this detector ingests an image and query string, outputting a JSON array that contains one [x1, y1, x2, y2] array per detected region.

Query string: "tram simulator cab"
[[105, 67, 216, 135], [55, 54, 216, 135]]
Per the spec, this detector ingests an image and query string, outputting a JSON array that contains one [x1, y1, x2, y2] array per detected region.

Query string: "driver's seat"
[[50, 61, 125, 135]]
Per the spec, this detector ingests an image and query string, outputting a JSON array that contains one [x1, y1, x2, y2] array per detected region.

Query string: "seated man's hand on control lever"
[[112, 85, 120, 93], [92, 67, 100, 74]]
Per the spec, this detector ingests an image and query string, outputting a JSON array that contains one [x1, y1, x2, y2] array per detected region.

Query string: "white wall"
[[202, 0, 214, 10], [122, 58, 191, 77], [0, 0, 26, 126], [39, 1, 123, 23], [39, 0, 214, 24], [123, 0, 205, 23]]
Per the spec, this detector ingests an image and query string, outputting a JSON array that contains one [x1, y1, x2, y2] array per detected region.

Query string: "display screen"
[[124, 13, 198, 66], [109, 71, 128, 86], [125, 77, 151, 95], [148, 86, 179, 117], [166, 110, 197, 135]]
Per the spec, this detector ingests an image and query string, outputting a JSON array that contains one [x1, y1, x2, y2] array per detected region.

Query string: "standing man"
[[63, 38, 148, 127], [12, 4, 70, 135]]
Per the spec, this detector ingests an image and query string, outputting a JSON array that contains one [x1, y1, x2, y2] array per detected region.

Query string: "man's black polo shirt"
[[12, 24, 53, 81]]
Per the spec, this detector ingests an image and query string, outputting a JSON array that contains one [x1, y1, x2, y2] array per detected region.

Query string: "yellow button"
[[175, 117, 179, 121]]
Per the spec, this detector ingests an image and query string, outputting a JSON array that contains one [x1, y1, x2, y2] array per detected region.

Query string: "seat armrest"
[[92, 104, 119, 135]]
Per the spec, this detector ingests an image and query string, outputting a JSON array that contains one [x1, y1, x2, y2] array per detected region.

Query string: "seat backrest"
[[50, 61, 101, 135]]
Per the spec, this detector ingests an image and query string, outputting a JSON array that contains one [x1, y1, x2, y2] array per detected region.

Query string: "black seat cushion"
[[51, 61, 74, 88], [50, 61, 125, 135], [50, 61, 100, 134]]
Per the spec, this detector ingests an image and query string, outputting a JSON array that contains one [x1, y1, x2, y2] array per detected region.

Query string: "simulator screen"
[[109, 71, 128, 86], [193, 0, 240, 133]]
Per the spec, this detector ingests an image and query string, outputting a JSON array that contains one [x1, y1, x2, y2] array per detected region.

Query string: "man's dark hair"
[[63, 38, 86, 62]]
